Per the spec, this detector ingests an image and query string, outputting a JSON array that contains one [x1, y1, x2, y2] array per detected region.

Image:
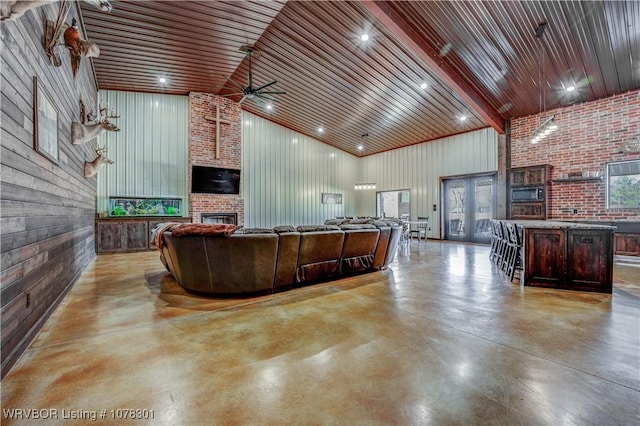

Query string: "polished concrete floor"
[[2, 241, 639, 425]]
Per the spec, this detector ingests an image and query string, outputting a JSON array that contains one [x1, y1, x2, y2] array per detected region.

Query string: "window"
[[376, 190, 410, 218], [606, 160, 640, 209]]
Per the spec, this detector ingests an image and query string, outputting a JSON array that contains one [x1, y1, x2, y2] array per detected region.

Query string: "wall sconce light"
[[530, 115, 558, 144], [354, 183, 376, 190]]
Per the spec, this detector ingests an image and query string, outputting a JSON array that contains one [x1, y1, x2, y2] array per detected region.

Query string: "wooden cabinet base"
[[514, 220, 614, 294], [96, 217, 191, 253]]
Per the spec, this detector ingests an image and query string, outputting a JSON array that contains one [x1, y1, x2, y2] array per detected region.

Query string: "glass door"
[[376, 189, 411, 218], [443, 174, 495, 244], [444, 179, 467, 242]]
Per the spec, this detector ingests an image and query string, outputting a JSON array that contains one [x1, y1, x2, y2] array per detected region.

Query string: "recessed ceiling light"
[[459, 115, 467, 121], [420, 83, 428, 90], [318, 127, 324, 133], [266, 104, 273, 110], [357, 145, 364, 151], [361, 33, 369, 42], [158, 77, 167, 84], [566, 85, 576, 92]]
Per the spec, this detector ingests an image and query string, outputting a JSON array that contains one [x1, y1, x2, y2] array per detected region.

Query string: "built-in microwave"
[[511, 186, 544, 202]]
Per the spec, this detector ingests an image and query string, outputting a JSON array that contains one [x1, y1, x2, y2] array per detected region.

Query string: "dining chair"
[[409, 216, 429, 242]]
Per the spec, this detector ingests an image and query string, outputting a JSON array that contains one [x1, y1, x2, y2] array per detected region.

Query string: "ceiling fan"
[[223, 46, 286, 105]]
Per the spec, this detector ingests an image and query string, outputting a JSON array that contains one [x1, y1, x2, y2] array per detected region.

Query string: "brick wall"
[[511, 90, 640, 220], [189, 93, 244, 224]]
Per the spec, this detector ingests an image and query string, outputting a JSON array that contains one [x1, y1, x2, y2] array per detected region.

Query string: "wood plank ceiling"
[[80, 0, 640, 156]]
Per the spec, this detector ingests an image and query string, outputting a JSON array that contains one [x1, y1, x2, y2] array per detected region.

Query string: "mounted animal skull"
[[1, 0, 112, 22], [84, 146, 113, 178], [72, 103, 120, 145]]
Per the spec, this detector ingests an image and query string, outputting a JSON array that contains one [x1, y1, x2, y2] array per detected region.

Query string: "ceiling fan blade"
[[253, 80, 277, 91], [258, 90, 287, 95], [221, 92, 244, 97], [239, 96, 247, 104], [221, 75, 245, 91], [256, 94, 279, 103]]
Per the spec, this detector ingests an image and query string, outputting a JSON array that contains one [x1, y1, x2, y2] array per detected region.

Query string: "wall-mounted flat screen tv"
[[191, 166, 241, 194]]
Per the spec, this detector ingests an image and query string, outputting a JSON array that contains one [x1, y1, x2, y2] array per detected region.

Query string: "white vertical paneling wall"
[[96, 91, 189, 214], [242, 112, 359, 228], [358, 128, 498, 238]]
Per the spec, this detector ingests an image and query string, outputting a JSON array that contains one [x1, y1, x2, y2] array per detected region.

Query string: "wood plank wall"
[[1, 3, 99, 377]]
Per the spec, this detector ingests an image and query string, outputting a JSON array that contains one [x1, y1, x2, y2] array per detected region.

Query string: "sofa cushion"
[[236, 227, 275, 234], [324, 219, 347, 226], [340, 228, 380, 274], [297, 224, 341, 232], [296, 230, 345, 283], [349, 218, 372, 224], [340, 224, 377, 230], [171, 223, 240, 238], [274, 232, 301, 289], [273, 225, 297, 233]]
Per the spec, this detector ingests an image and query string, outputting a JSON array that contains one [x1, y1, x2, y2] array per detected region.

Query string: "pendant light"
[[531, 21, 558, 144]]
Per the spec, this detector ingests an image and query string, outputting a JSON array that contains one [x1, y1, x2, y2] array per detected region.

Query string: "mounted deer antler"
[[72, 102, 120, 145], [84, 146, 113, 178], [2, 0, 112, 22]]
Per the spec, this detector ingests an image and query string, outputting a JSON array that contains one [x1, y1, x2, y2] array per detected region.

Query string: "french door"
[[443, 174, 496, 244]]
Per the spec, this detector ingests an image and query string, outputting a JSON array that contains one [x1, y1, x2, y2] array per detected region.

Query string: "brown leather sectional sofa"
[[154, 221, 403, 296]]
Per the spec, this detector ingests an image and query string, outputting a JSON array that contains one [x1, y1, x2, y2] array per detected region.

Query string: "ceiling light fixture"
[[318, 127, 324, 133], [566, 85, 576, 92], [530, 21, 559, 144], [354, 183, 376, 190], [358, 133, 369, 152], [420, 83, 428, 90], [266, 104, 273, 110], [360, 33, 369, 42], [158, 77, 167, 84], [459, 115, 467, 121], [530, 115, 558, 144]]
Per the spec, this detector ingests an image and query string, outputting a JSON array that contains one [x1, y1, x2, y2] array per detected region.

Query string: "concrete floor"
[[2, 241, 639, 425]]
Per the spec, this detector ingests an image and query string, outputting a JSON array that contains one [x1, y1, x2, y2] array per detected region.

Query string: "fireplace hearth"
[[201, 213, 237, 225]]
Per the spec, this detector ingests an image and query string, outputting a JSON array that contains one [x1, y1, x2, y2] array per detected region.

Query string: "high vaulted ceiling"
[[80, 0, 640, 156]]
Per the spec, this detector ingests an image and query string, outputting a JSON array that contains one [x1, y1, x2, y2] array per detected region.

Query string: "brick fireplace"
[[189, 93, 244, 224], [201, 213, 238, 225]]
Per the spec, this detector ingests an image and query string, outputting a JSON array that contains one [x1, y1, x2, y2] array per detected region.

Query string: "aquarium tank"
[[108, 197, 183, 217]]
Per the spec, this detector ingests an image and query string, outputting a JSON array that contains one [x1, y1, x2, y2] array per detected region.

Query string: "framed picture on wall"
[[33, 76, 59, 164], [322, 193, 343, 204]]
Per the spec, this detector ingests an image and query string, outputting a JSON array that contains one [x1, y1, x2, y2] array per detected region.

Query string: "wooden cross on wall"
[[204, 105, 231, 159]]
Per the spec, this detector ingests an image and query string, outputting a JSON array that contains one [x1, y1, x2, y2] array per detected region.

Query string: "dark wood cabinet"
[[510, 165, 547, 186], [519, 221, 614, 293], [96, 221, 126, 252], [614, 233, 640, 256], [525, 228, 566, 288], [511, 203, 545, 220], [124, 221, 149, 251], [567, 229, 612, 293], [96, 217, 191, 253], [509, 165, 550, 220]]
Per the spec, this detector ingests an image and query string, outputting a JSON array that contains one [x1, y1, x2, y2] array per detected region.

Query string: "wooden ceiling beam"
[[361, 0, 505, 134]]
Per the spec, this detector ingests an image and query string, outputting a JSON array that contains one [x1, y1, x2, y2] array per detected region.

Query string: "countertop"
[[503, 220, 616, 230]]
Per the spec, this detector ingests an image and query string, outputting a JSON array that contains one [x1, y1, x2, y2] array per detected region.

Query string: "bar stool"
[[489, 220, 499, 262], [494, 221, 508, 268], [504, 222, 523, 282]]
